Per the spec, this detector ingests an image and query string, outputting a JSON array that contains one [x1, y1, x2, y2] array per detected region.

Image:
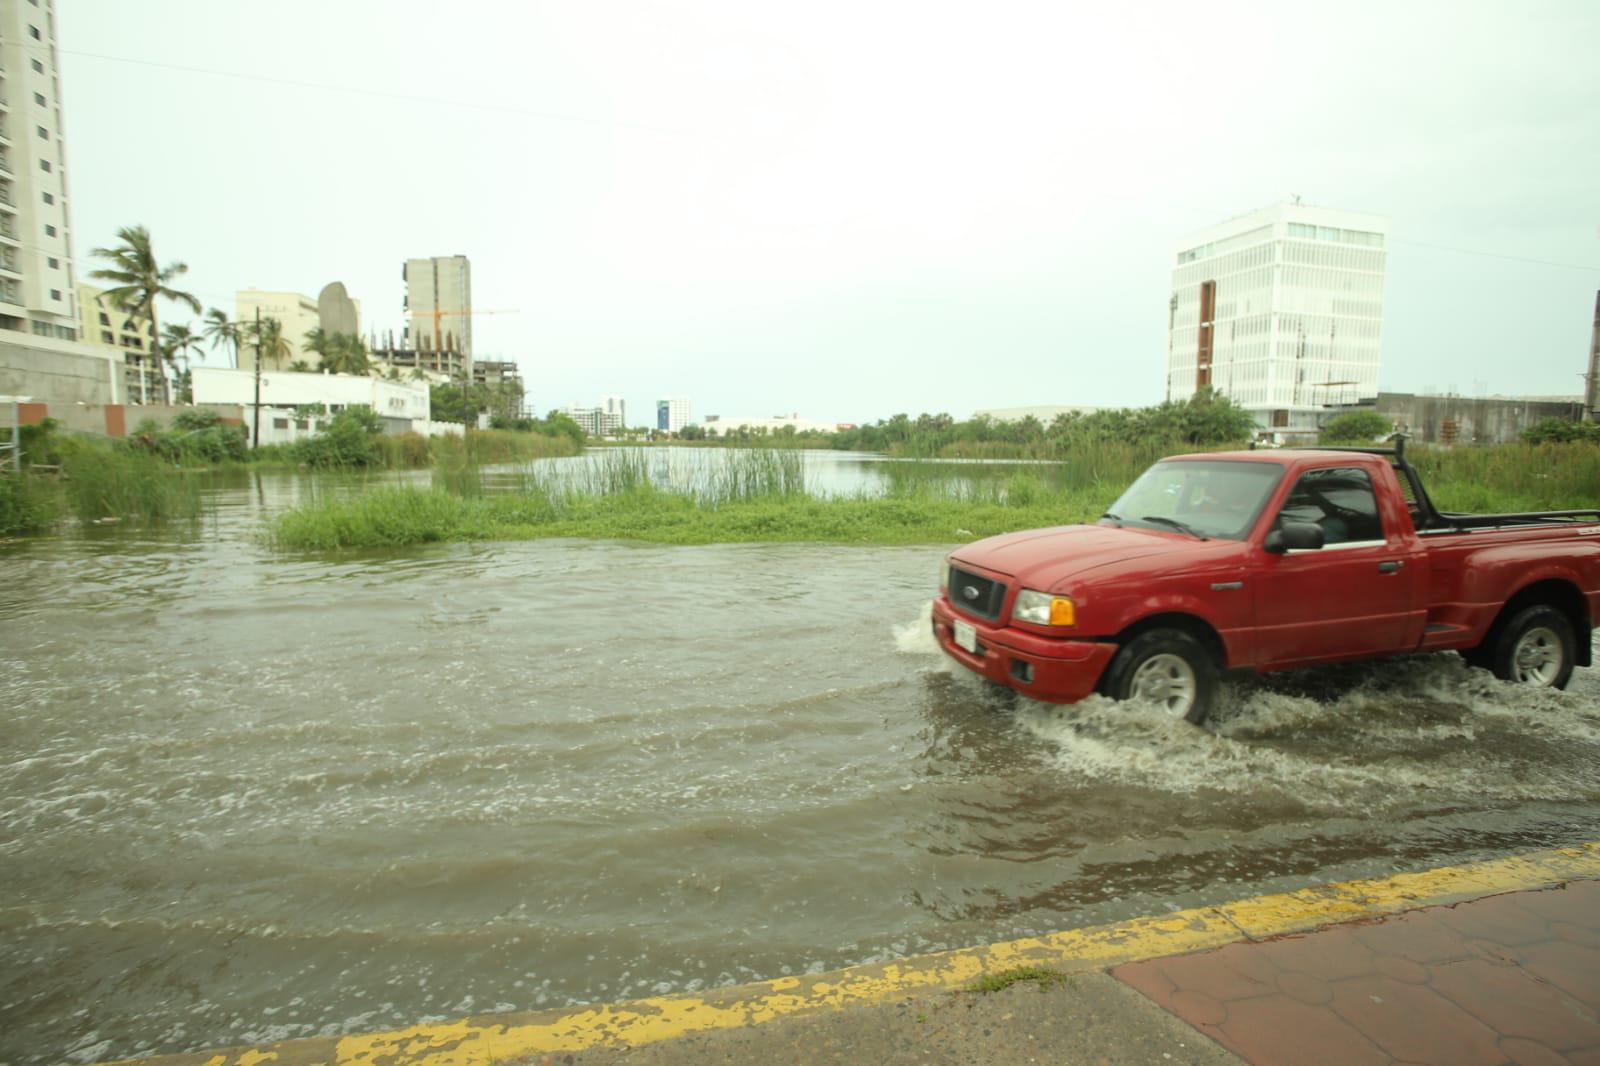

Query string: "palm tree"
[[303, 326, 331, 367], [250, 316, 293, 371], [201, 308, 241, 369], [89, 225, 201, 405], [333, 332, 370, 376], [161, 323, 203, 403]]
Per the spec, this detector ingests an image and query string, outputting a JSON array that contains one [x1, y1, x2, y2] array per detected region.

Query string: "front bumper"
[[931, 596, 1117, 703]]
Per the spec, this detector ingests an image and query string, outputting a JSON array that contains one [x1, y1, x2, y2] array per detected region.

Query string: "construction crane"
[[406, 307, 520, 352]]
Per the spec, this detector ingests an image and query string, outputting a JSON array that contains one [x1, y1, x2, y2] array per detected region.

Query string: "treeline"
[[826, 390, 1259, 458]]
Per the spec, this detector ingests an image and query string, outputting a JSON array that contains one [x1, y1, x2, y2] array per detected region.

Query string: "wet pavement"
[[1115, 880, 1600, 1065]]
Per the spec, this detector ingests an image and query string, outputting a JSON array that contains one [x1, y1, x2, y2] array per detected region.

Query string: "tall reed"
[[61, 447, 204, 525]]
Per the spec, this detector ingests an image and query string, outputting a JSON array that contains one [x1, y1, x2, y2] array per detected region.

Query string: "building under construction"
[[368, 343, 468, 381], [403, 256, 473, 357]]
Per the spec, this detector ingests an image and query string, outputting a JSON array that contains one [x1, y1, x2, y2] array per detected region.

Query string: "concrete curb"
[[105, 841, 1600, 1066]]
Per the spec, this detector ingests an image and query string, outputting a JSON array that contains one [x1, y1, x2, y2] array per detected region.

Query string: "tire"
[[1099, 628, 1218, 725], [1485, 605, 1575, 690]]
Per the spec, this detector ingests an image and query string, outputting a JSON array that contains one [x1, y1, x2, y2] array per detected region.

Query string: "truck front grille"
[[948, 566, 1007, 621]]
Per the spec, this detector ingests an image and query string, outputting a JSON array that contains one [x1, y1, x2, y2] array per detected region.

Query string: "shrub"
[[171, 409, 222, 432], [1521, 417, 1600, 445], [1320, 410, 1392, 443], [127, 414, 249, 464], [0, 472, 58, 535], [293, 409, 384, 468]]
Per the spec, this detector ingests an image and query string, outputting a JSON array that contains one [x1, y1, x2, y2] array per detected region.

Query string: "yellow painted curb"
[[106, 841, 1600, 1066]]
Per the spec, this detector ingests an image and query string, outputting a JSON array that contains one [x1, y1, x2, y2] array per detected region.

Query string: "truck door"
[[1251, 465, 1427, 665]]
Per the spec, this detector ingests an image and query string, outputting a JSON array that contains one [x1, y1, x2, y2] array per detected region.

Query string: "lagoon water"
[[4, 454, 1600, 1063]]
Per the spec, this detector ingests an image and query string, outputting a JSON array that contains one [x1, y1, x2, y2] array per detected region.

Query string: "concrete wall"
[[0, 333, 124, 407], [1365, 392, 1585, 445]]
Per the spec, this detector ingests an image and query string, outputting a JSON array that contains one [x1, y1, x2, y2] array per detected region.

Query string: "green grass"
[[1409, 443, 1600, 514], [964, 967, 1069, 994], [269, 484, 1107, 551]]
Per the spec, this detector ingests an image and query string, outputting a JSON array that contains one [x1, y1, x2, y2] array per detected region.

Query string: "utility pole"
[[1587, 290, 1599, 423], [252, 306, 263, 449]]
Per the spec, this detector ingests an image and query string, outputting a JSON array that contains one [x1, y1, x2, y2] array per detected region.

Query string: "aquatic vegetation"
[[0, 472, 59, 535], [60, 445, 204, 525]]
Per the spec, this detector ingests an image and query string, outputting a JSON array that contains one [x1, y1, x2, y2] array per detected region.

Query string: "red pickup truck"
[[933, 443, 1600, 723]]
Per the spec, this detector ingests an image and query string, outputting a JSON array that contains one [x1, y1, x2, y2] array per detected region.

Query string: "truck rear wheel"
[[1100, 628, 1217, 725], [1487, 605, 1575, 690]]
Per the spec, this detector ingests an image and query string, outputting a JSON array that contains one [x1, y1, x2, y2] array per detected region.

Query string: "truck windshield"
[[1105, 460, 1283, 541]]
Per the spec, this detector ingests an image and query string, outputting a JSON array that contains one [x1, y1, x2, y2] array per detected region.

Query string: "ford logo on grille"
[[962, 585, 981, 601]]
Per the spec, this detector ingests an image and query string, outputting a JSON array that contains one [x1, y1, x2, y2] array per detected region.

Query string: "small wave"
[[893, 600, 939, 656], [1014, 652, 1600, 812]]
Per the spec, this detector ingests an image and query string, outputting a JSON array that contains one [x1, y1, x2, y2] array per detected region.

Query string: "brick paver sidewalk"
[[1113, 879, 1600, 1065]]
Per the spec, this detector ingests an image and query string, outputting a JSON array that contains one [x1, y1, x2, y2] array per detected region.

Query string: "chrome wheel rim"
[[1512, 626, 1562, 685], [1130, 653, 1197, 716]]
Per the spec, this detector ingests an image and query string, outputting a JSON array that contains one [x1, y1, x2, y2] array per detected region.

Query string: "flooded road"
[[3, 470, 1599, 1064]]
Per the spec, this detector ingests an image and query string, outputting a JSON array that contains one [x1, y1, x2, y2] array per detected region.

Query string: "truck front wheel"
[[1487, 605, 1575, 690], [1100, 629, 1217, 725]]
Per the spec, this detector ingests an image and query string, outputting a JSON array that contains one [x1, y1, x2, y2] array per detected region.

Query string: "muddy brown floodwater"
[[2, 468, 1598, 1064]]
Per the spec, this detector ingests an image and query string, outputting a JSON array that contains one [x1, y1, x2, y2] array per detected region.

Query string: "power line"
[[1388, 237, 1600, 274]]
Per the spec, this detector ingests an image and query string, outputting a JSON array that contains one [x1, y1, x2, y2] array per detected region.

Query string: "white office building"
[[404, 255, 472, 355], [656, 396, 691, 433], [600, 394, 626, 428], [0, 0, 81, 342], [1166, 203, 1388, 439]]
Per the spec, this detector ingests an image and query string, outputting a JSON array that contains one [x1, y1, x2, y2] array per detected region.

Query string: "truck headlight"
[[1014, 589, 1075, 626]]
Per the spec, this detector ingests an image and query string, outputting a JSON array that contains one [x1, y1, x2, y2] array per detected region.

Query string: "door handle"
[[1377, 561, 1403, 573]]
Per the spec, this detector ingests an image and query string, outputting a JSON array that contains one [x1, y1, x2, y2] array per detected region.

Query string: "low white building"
[[192, 367, 461, 444]]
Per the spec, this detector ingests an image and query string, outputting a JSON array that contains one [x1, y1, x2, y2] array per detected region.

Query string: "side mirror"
[[1264, 521, 1324, 553]]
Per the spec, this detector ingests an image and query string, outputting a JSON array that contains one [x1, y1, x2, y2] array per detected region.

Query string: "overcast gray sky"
[[58, 0, 1600, 424]]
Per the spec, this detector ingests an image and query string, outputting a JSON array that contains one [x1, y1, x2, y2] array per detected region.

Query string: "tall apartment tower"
[[0, 0, 79, 341], [1166, 203, 1388, 439], [403, 255, 472, 356]]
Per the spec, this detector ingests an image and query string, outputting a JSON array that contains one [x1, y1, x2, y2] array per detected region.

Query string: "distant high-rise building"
[[657, 396, 690, 432], [404, 255, 472, 356], [1166, 203, 1388, 439], [0, 1, 81, 342], [236, 289, 320, 371], [600, 395, 625, 428]]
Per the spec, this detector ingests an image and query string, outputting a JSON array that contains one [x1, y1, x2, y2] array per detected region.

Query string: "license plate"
[[953, 619, 977, 653]]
